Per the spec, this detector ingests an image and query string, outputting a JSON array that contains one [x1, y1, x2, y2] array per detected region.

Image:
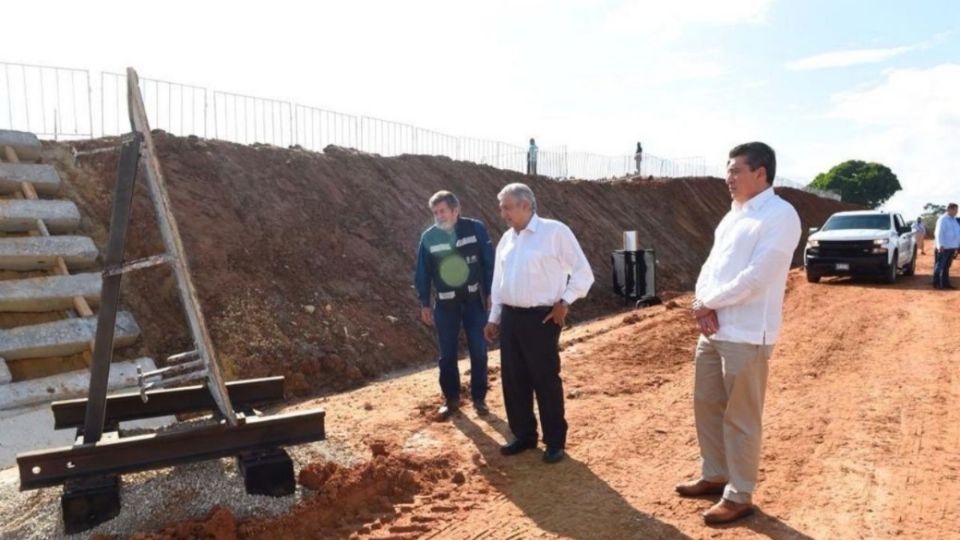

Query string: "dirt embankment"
[[45, 134, 855, 395]]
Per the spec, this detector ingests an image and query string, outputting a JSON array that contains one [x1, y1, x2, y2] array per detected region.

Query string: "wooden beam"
[[124, 68, 237, 426]]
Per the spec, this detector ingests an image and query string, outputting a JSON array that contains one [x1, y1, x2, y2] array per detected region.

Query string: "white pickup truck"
[[804, 210, 917, 284]]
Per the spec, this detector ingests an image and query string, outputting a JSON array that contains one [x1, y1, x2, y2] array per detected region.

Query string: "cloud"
[[786, 46, 917, 71], [786, 33, 951, 71], [816, 64, 960, 215]]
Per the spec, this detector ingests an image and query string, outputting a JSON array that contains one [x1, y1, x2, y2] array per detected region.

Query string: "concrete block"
[[0, 311, 140, 360], [0, 272, 101, 312], [0, 358, 155, 411], [0, 163, 61, 195], [0, 401, 174, 469], [0, 199, 81, 233], [0, 130, 41, 161], [0, 235, 98, 271]]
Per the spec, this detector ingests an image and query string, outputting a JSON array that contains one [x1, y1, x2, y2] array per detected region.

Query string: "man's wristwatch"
[[691, 299, 705, 311]]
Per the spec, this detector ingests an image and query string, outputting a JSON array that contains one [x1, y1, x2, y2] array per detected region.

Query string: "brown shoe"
[[703, 498, 755, 525], [675, 478, 726, 497]]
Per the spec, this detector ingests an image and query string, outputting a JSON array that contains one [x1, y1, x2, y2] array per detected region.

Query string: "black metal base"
[[61, 475, 120, 535], [19, 409, 325, 491], [238, 448, 295, 496], [17, 377, 325, 534]]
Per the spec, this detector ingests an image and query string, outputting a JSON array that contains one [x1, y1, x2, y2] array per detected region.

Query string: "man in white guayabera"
[[676, 142, 801, 525]]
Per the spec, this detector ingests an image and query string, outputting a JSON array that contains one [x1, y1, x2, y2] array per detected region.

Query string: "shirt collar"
[[733, 186, 775, 212], [513, 213, 541, 236]]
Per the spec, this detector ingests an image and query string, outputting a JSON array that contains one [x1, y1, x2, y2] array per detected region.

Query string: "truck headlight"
[[873, 239, 886, 246], [807, 240, 819, 248], [872, 247, 888, 254]]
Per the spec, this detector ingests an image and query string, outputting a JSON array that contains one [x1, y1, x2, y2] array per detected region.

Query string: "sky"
[[2, 0, 958, 217]]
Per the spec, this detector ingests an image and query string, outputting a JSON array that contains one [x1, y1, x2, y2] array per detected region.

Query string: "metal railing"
[[293, 104, 360, 150], [775, 177, 842, 201], [2, 60, 714, 181], [102, 72, 209, 139], [0, 62, 93, 139], [212, 90, 293, 147]]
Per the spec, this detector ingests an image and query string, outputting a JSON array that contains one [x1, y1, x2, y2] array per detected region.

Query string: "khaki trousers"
[[693, 335, 772, 503]]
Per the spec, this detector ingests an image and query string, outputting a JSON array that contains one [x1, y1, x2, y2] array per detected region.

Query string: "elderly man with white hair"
[[484, 182, 594, 464]]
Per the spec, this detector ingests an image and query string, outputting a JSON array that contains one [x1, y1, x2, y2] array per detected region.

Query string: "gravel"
[[0, 432, 363, 540]]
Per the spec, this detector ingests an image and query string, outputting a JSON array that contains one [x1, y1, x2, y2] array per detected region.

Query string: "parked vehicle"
[[804, 210, 917, 284]]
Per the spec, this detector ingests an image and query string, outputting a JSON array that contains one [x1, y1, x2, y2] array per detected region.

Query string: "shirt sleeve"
[[414, 238, 432, 307], [701, 208, 801, 310], [475, 222, 496, 297], [488, 236, 505, 324], [695, 213, 729, 300], [934, 216, 943, 250], [695, 240, 717, 299], [558, 225, 595, 305]]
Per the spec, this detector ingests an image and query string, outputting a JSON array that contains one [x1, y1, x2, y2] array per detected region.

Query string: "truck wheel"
[[884, 250, 898, 284], [806, 270, 821, 283], [903, 246, 917, 276]]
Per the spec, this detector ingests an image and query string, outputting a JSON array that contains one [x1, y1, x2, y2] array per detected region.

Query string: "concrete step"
[[0, 236, 98, 271], [0, 358, 156, 411], [0, 272, 101, 312], [0, 358, 9, 385], [0, 379, 175, 468], [0, 199, 81, 233], [0, 163, 61, 195], [0, 130, 41, 161], [0, 311, 140, 360]]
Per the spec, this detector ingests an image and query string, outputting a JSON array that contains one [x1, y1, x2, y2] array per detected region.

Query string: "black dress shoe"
[[500, 439, 537, 456], [438, 400, 459, 419], [945, 285, 958, 290], [543, 447, 565, 464], [474, 400, 490, 416]]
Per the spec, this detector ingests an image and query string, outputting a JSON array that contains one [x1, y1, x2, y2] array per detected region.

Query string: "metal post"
[[21, 67, 30, 132], [357, 116, 363, 151], [4, 64, 12, 128], [86, 71, 94, 139], [40, 67, 48, 135], [83, 132, 142, 444], [55, 70, 61, 134], [115, 75, 121, 136]]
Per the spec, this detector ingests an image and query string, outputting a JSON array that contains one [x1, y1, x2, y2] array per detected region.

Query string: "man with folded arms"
[[677, 142, 801, 525]]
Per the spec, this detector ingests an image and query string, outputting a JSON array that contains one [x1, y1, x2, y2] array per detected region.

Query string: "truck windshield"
[[821, 215, 890, 231]]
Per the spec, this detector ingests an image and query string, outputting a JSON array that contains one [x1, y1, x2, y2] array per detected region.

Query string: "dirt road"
[[7, 254, 954, 539]]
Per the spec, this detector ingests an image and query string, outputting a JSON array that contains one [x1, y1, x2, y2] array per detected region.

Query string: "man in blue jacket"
[[415, 191, 496, 418]]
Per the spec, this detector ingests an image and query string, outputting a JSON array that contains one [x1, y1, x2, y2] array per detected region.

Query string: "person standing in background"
[[635, 141, 643, 175], [933, 203, 960, 290], [527, 138, 538, 176], [912, 217, 927, 255]]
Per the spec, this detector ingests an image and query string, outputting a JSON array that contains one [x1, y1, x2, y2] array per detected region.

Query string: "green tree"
[[919, 202, 946, 233], [809, 160, 902, 208]]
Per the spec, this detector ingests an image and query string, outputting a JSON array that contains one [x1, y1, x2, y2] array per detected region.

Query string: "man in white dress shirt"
[[484, 183, 594, 464], [676, 142, 801, 525], [933, 203, 960, 289]]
